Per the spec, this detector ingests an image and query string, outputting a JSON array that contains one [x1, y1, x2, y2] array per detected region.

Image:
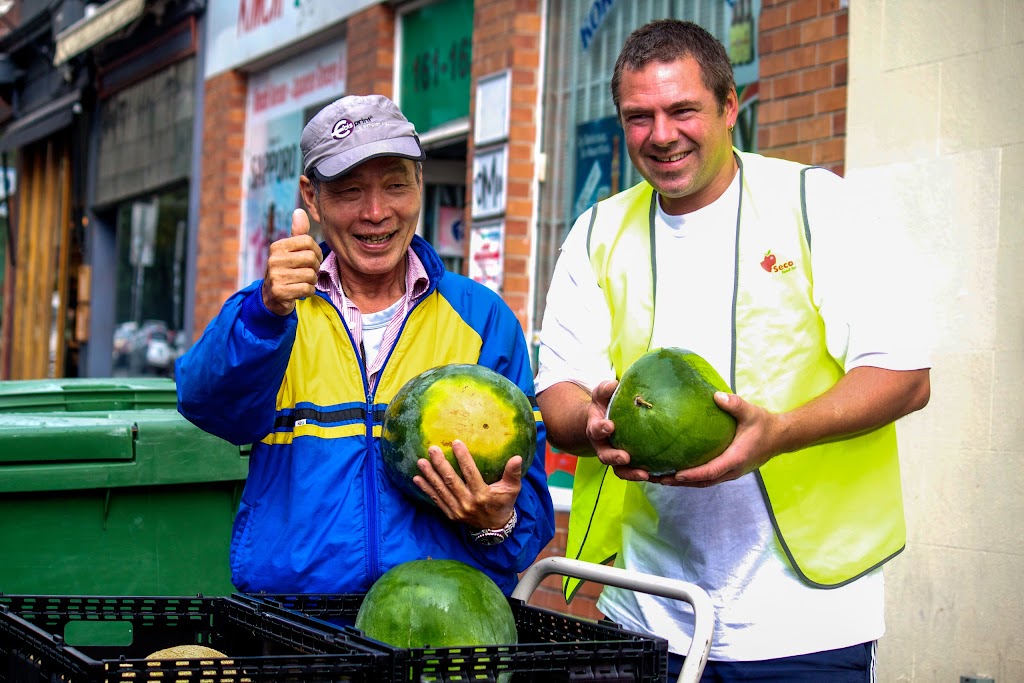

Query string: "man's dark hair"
[[611, 19, 736, 115]]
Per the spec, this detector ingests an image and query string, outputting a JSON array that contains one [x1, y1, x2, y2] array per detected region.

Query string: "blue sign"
[[574, 116, 625, 218], [580, 0, 615, 50]]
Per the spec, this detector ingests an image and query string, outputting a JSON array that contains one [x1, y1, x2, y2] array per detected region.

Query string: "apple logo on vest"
[[332, 119, 355, 140], [760, 249, 796, 274]]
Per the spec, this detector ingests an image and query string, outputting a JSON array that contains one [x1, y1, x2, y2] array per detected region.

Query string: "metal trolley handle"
[[512, 556, 713, 683]]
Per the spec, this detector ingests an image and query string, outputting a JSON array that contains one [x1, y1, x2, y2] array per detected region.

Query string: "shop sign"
[[205, 0, 374, 78], [474, 70, 510, 146], [580, 0, 614, 50], [53, 0, 145, 66], [398, 0, 473, 133], [240, 38, 347, 286], [471, 145, 507, 220]]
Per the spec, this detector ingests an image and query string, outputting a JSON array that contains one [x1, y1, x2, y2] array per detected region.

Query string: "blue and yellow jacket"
[[176, 235, 555, 595]]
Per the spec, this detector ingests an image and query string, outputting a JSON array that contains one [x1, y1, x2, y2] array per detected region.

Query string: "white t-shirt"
[[361, 298, 404, 368], [534, 168, 930, 662]]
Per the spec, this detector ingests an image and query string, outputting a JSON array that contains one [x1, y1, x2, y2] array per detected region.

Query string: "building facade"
[[0, 0, 850, 622], [0, 0, 844, 388], [1, 2, 1021, 680]]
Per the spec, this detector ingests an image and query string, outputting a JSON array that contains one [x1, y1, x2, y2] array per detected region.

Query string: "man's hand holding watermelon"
[[413, 440, 522, 533], [575, 364, 929, 489]]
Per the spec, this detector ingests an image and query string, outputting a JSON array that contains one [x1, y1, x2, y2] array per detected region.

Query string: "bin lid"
[[0, 414, 135, 463], [0, 378, 180, 413], [0, 410, 250, 494]]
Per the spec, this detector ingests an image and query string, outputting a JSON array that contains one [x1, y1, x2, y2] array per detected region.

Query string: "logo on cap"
[[332, 119, 354, 140]]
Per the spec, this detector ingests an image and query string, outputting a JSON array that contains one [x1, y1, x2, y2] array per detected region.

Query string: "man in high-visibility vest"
[[535, 19, 931, 683]]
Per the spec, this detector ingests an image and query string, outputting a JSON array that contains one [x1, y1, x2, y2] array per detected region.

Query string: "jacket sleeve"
[[176, 281, 297, 446], [462, 295, 556, 575]]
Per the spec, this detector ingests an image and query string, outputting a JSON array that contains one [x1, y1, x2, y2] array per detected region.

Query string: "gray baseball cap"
[[300, 94, 425, 181]]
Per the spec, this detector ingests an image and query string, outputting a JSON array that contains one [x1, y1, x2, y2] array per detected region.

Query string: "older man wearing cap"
[[176, 94, 555, 596]]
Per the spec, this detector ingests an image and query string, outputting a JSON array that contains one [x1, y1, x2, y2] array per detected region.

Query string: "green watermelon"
[[607, 347, 737, 475], [381, 363, 536, 506], [354, 558, 517, 650]]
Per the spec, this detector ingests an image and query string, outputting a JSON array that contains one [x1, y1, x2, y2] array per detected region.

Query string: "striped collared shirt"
[[316, 248, 430, 391]]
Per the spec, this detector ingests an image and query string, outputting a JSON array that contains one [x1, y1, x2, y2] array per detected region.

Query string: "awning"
[[0, 89, 81, 152], [53, 0, 146, 66]]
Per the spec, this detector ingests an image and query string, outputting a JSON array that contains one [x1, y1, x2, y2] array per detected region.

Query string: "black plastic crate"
[[0, 594, 396, 682], [240, 593, 668, 683]]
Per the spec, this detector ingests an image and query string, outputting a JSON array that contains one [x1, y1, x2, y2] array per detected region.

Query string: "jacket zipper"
[[365, 283, 437, 579], [317, 292, 379, 586], [320, 270, 439, 584]]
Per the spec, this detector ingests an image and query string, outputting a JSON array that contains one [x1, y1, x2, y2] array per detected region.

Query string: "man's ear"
[[725, 88, 739, 129], [299, 175, 322, 224]]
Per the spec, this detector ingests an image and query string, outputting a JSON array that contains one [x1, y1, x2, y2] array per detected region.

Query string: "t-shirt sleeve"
[[534, 208, 616, 393], [805, 168, 933, 373]]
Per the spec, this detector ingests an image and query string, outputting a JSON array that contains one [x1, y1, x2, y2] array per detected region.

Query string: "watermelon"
[[381, 363, 536, 506], [354, 558, 517, 650], [607, 347, 737, 475], [146, 645, 227, 660]]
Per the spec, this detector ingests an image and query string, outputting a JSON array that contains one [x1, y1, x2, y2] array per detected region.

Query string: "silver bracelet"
[[470, 508, 518, 546]]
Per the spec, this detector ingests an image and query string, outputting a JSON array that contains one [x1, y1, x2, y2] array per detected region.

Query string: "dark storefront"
[[0, 0, 205, 379]]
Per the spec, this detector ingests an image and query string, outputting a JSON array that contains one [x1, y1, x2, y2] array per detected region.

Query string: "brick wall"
[[193, 70, 247, 338], [758, 0, 848, 175], [470, 0, 542, 331], [345, 5, 396, 97], [525, 510, 606, 621]]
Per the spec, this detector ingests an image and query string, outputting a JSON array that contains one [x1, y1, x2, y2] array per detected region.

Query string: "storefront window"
[[424, 182, 466, 275], [535, 0, 758, 328], [110, 185, 189, 377], [240, 39, 346, 286], [534, 0, 761, 509]]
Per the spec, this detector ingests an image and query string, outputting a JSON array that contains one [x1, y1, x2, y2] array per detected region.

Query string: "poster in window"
[[241, 38, 346, 286], [728, 0, 760, 153], [573, 116, 625, 219], [468, 220, 503, 293], [436, 205, 465, 257], [243, 113, 303, 285]]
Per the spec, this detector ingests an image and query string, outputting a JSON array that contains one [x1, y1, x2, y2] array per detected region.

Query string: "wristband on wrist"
[[470, 508, 518, 546]]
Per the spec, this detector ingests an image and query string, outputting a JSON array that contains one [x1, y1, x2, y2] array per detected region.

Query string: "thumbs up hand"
[[261, 209, 324, 317]]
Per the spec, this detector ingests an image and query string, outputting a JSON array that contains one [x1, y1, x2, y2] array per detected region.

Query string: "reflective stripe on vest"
[[564, 150, 905, 600]]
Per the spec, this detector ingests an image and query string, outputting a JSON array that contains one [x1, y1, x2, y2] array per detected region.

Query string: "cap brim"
[[311, 137, 425, 181]]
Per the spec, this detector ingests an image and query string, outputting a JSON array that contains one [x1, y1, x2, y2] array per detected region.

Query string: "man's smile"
[[651, 150, 691, 164], [355, 231, 397, 245]]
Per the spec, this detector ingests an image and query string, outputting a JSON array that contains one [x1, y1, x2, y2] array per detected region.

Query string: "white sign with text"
[[205, 0, 374, 78], [471, 145, 508, 219]]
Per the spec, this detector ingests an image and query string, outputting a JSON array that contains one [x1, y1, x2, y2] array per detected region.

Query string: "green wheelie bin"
[[0, 378, 249, 596]]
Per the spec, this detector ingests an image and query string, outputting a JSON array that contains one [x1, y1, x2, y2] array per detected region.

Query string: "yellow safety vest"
[[564, 150, 905, 599]]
